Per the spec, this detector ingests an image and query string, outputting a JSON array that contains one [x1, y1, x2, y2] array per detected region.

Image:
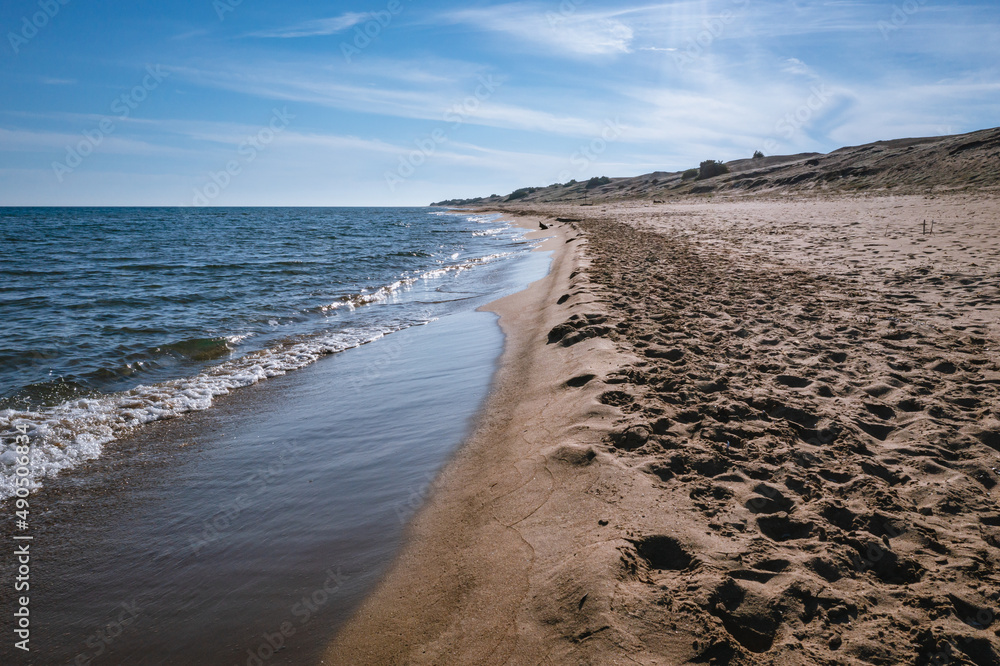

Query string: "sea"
[[0, 206, 552, 663], [0, 207, 535, 501]]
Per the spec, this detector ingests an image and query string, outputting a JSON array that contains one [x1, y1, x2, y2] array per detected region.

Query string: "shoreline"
[[0, 212, 551, 664], [0, 309, 514, 664], [326, 194, 1000, 664], [324, 214, 631, 662]]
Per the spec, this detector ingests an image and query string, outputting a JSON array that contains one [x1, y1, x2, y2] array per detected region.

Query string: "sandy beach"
[[327, 194, 1000, 665], [5, 2, 999, 662]]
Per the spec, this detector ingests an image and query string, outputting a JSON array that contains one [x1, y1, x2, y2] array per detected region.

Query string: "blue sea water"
[[0, 207, 532, 499]]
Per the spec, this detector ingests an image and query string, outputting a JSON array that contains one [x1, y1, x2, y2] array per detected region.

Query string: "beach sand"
[[326, 195, 1000, 665]]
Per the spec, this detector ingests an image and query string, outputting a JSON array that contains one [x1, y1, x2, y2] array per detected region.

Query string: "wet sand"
[[326, 195, 1000, 665]]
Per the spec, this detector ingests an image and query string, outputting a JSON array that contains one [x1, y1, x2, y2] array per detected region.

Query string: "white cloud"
[[249, 13, 369, 38], [169, 61, 609, 137], [0, 128, 192, 157], [781, 58, 815, 78], [827, 80, 1000, 147], [442, 4, 634, 56]]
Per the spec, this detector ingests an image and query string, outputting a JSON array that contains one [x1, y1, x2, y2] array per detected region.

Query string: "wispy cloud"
[[249, 13, 369, 38], [169, 60, 609, 137], [781, 58, 816, 78], [4, 0, 999, 205], [0, 127, 194, 157], [441, 3, 634, 56]]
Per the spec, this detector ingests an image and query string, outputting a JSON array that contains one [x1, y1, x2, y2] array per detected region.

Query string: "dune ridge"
[[432, 126, 1000, 207]]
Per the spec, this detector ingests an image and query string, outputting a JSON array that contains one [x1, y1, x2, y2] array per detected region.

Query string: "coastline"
[[324, 214, 633, 663], [326, 195, 1000, 665], [0, 211, 552, 664]]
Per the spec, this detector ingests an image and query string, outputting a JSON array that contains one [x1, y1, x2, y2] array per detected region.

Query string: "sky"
[[0, 0, 998, 206]]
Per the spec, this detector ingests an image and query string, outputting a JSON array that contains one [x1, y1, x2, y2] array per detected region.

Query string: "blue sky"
[[1, 0, 998, 205]]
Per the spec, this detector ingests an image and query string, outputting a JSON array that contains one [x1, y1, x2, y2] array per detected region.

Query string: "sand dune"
[[432, 126, 1000, 206]]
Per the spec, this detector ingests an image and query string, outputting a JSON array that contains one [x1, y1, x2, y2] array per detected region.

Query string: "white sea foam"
[[318, 252, 512, 313], [467, 214, 499, 224], [225, 332, 256, 345], [0, 328, 390, 501], [429, 210, 502, 225], [472, 227, 507, 237], [0, 212, 524, 501]]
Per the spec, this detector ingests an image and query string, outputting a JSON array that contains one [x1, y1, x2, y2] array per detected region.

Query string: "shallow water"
[[0, 207, 531, 499], [2, 245, 551, 664]]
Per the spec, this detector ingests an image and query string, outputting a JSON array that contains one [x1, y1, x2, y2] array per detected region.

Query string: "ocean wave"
[[156, 337, 233, 361], [467, 214, 501, 224], [225, 332, 255, 345], [0, 327, 395, 501], [472, 227, 508, 237], [317, 252, 513, 313], [0, 209, 529, 501], [2, 337, 243, 407], [428, 211, 501, 226]]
